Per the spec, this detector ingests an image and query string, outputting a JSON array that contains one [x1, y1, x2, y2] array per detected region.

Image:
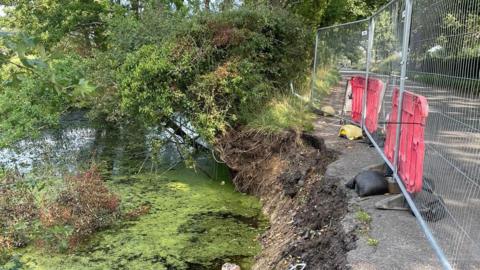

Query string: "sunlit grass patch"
[[312, 67, 341, 101], [246, 96, 316, 133]]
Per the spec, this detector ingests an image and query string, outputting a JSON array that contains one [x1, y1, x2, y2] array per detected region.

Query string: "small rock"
[[302, 230, 310, 239], [222, 263, 241, 270], [321, 105, 336, 116]]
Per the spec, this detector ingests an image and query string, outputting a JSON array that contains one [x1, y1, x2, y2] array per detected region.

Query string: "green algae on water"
[[19, 166, 267, 270]]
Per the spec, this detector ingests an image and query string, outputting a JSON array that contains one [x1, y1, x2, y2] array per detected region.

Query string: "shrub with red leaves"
[[0, 172, 38, 249], [39, 166, 121, 250]]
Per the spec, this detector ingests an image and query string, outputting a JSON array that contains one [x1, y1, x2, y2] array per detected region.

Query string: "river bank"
[[2, 112, 357, 270], [217, 129, 355, 269]]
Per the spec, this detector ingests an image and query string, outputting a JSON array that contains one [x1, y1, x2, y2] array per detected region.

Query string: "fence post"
[[392, 0, 452, 269], [362, 17, 375, 129], [393, 4, 409, 171], [310, 30, 319, 103]]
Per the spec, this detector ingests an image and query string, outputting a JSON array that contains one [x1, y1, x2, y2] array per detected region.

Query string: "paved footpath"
[[313, 114, 441, 270]]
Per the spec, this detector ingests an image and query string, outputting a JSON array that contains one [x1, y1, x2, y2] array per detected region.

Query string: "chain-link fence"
[[312, 0, 480, 269]]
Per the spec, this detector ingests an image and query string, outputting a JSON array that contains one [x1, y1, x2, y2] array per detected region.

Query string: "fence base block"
[[375, 194, 410, 211]]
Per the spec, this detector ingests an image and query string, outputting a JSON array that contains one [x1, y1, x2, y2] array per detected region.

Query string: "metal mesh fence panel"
[[365, 0, 405, 148], [311, 0, 480, 268], [406, 0, 480, 268], [312, 20, 369, 122]]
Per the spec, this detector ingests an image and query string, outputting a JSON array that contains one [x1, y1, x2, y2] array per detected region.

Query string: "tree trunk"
[[131, 0, 140, 18], [204, 0, 210, 11]]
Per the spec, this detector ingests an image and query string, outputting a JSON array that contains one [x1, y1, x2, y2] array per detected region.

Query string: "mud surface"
[[217, 129, 355, 270]]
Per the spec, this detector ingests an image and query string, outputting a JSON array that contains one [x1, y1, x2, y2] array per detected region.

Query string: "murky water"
[[0, 112, 266, 270], [0, 111, 182, 176]]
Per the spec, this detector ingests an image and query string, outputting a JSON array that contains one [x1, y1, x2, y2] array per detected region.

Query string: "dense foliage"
[[1, 0, 108, 52], [0, 0, 391, 147], [0, 35, 93, 146], [286, 0, 389, 27], [116, 8, 310, 140], [1, 2, 314, 146]]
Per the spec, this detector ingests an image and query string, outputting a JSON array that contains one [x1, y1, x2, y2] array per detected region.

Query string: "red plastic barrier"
[[383, 89, 399, 163], [350, 77, 365, 124], [384, 88, 429, 193], [365, 79, 384, 133], [350, 77, 384, 133]]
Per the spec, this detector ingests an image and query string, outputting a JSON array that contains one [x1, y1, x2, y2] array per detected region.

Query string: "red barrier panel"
[[365, 79, 384, 133], [384, 88, 429, 194], [350, 77, 365, 124], [350, 77, 384, 133], [383, 89, 400, 163]]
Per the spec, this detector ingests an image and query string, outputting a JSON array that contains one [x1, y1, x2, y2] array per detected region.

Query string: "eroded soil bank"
[[217, 129, 356, 270]]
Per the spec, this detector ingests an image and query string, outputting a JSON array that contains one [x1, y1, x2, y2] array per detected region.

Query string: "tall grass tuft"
[[290, 67, 340, 103], [312, 67, 341, 101], [246, 95, 315, 134]]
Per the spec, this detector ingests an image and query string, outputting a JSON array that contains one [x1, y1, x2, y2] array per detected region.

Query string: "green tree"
[[244, 0, 389, 27], [115, 7, 311, 141], [0, 33, 94, 146], [1, 0, 110, 53]]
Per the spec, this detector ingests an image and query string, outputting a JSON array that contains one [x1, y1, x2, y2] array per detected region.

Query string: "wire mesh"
[[365, 0, 405, 148], [311, 0, 480, 268], [406, 0, 480, 268], [312, 20, 369, 122]]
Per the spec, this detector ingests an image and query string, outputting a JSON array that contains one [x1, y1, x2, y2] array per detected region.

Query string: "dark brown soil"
[[216, 128, 356, 270]]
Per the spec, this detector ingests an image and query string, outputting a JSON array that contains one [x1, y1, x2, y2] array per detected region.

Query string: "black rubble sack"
[[346, 170, 388, 197]]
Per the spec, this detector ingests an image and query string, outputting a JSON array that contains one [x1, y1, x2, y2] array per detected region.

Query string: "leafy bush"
[[115, 6, 311, 141], [1, 0, 109, 51], [0, 34, 94, 146], [0, 173, 38, 265], [39, 166, 120, 251], [1, 5, 313, 147], [0, 173, 38, 250]]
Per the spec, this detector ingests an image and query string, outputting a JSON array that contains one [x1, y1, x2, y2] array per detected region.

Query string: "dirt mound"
[[216, 129, 355, 270]]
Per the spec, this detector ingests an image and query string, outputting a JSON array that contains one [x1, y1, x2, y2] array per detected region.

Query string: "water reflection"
[[0, 112, 182, 176]]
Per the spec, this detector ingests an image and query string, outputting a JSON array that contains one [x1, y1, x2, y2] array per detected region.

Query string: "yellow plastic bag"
[[339, 124, 363, 140]]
